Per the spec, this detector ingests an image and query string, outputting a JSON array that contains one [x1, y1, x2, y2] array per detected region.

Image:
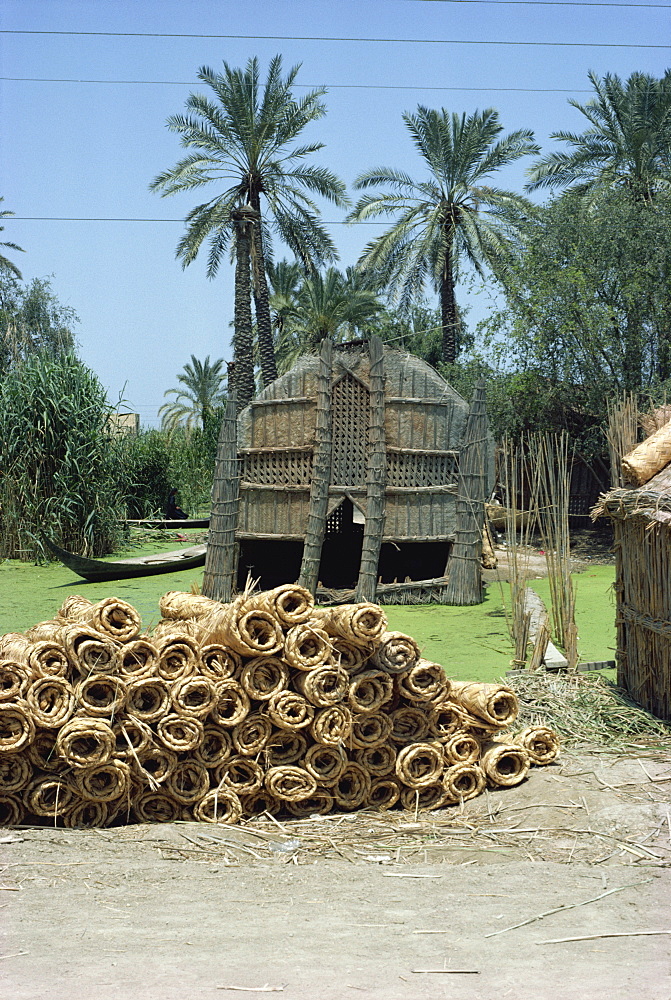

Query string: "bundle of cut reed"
[[311, 603, 387, 646], [369, 631, 420, 674], [0, 660, 30, 701], [479, 741, 530, 787], [511, 726, 560, 765], [450, 680, 519, 730], [58, 596, 141, 643]]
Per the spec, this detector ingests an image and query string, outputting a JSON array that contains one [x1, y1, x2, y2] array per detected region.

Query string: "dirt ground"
[[2, 748, 670, 1000]]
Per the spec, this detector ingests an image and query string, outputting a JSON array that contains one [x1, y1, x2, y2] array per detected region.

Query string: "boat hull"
[[45, 539, 206, 583]]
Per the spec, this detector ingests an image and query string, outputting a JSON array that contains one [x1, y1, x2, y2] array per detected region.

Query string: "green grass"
[[0, 545, 617, 685]]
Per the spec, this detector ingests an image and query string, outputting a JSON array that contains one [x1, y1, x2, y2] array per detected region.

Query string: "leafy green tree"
[[159, 354, 227, 432], [527, 70, 671, 205], [0, 272, 77, 373], [0, 199, 24, 278], [348, 106, 538, 364], [150, 55, 348, 396]]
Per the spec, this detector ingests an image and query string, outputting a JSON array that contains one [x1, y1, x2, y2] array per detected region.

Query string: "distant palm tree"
[[526, 70, 671, 205], [150, 55, 348, 403], [159, 355, 227, 432], [274, 267, 383, 373], [0, 199, 24, 279], [348, 106, 539, 363]]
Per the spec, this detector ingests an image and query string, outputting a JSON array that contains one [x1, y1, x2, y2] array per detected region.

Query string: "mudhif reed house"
[[202, 336, 494, 607], [594, 417, 671, 721]]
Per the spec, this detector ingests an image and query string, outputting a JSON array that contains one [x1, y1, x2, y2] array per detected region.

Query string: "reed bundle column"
[[355, 336, 386, 603], [202, 394, 240, 602], [298, 338, 333, 596]]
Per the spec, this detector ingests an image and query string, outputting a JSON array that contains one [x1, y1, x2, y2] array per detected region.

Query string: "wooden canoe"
[[124, 518, 210, 529], [45, 538, 206, 583]]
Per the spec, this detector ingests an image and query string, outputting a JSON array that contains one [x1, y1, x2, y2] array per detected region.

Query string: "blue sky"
[[2, 0, 670, 425]]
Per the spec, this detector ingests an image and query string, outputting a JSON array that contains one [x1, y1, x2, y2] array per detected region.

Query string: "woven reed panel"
[[383, 493, 457, 540], [331, 374, 370, 486], [386, 450, 458, 488], [249, 400, 316, 449], [237, 486, 311, 536], [242, 450, 313, 486], [385, 399, 464, 451]]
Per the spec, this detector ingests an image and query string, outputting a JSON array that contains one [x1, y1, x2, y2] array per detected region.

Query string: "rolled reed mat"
[[267, 690, 314, 731], [61, 596, 141, 643], [0, 794, 25, 826], [29, 640, 72, 679], [133, 789, 182, 823], [397, 659, 450, 703], [283, 623, 332, 672], [239, 656, 289, 701], [348, 712, 393, 750], [449, 680, 519, 729], [75, 674, 127, 718], [211, 679, 251, 728], [395, 743, 444, 789], [155, 634, 199, 682], [303, 743, 348, 785], [166, 760, 210, 805], [194, 726, 233, 768], [293, 665, 349, 707], [389, 706, 430, 745], [309, 705, 352, 746], [311, 603, 388, 646], [442, 762, 486, 803], [0, 754, 32, 793], [511, 726, 560, 765], [157, 713, 204, 753], [265, 765, 318, 802], [332, 761, 371, 811], [75, 759, 131, 802], [25, 619, 62, 642], [159, 590, 223, 621], [170, 675, 217, 719], [369, 776, 401, 810], [25, 676, 75, 728], [348, 670, 394, 714], [61, 624, 121, 675], [355, 743, 396, 777], [399, 783, 447, 811], [152, 617, 204, 641], [0, 659, 30, 701], [64, 799, 109, 829], [241, 790, 282, 817], [126, 677, 171, 723], [329, 637, 371, 675], [201, 604, 283, 658], [56, 718, 115, 768], [134, 746, 177, 786], [232, 712, 273, 757], [112, 716, 154, 759], [427, 701, 464, 742], [25, 776, 75, 818], [27, 730, 60, 772], [263, 730, 308, 766], [442, 732, 481, 766], [214, 755, 264, 796], [480, 742, 530, 787], [237, 584, 314, 627], [118, 639, 159, 681], [287, 789, 334, 817], [370, 631, 421, 675], [0, 701, 35, 753], [194, 787, 243, 825], [57, 595, 93, 619], [200, 644, 241, 683], [0, 632, 31, 660]]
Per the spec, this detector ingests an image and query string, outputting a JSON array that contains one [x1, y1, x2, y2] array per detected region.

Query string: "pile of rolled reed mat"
[[0, 586, 560, 828]]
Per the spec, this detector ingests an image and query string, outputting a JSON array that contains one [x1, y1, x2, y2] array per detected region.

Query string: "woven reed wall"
[[613, 518, 671, 720]]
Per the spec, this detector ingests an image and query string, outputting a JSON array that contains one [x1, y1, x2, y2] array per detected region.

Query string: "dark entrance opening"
[[236, 539, 304, 591], [317, 498, 364, 589], [378, 541, 451, 583]]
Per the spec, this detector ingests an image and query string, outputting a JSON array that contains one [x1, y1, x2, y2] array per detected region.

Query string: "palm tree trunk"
[[232, 209, 256, 412], [440, 253, 459, 365], [249, 195, 279, 387]]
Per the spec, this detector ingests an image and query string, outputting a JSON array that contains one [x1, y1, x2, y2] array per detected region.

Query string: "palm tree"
[[150, 55, 348, 395], [348, 106, 539, 364], [159, 355, 227, 432], [273, 267, 384, 373], [0, 200, 24, 279], [526, 70, 671, 205]]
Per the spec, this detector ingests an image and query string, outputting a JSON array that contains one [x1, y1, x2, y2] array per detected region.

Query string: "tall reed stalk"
[[605, 393, 639, 488], [501, 437, 539, 669]]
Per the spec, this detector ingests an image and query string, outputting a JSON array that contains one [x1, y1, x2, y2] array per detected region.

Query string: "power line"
[[1, 29, 669, 48], [8, 216, 388, 225], [402, 0, 671, 6], [0, 76, 594, 93]]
